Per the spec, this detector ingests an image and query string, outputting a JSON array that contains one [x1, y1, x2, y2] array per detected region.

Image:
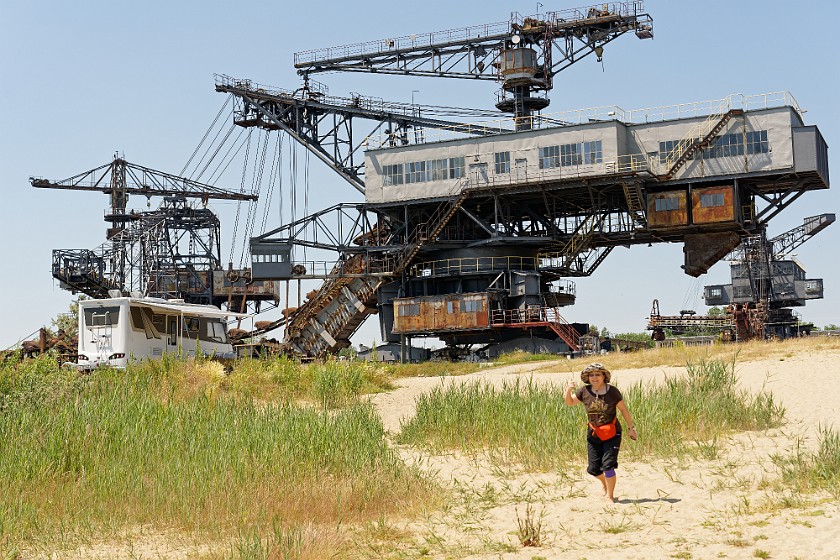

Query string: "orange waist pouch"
[[588, 418, 617, 441]]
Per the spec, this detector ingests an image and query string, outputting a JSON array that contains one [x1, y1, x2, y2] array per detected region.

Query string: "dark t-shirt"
[[575, 384, 624, 429]]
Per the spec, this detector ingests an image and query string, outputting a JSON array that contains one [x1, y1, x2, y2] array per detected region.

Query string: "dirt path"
[[365, 351, 840, 559]]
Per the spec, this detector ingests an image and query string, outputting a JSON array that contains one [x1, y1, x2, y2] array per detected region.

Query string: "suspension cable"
[[206, 127, 250, 185], [239, 129, 270, 267], [260, 134, 282, 234], [228, 129, 253, 265], [181, 96, 231, 177]]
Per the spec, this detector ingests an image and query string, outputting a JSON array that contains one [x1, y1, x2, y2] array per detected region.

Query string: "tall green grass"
[[398, 357, 785, 469], [774, 428, 840, 497], [0, 356, 435, 551]]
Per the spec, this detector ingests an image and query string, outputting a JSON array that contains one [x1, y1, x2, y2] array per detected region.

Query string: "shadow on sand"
[[617, 496, 681, 504]]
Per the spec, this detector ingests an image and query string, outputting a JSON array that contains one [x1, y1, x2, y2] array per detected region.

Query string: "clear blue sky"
[[1, 0, 837, 350]]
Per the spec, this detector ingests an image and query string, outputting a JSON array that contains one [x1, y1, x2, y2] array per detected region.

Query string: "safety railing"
[[490, 305, 576, 327], [294, 21, 511, 66], [410, 255, 540, 277], [295, 1, 647, 67], [366, 91, 803, 148], [216, 74, 422, 121]]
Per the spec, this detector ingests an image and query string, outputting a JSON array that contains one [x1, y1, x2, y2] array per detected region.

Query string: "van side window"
[[200, 319, 228, 343]]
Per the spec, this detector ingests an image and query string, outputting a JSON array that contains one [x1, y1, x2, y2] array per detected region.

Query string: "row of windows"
[[540, 141, 603, 169], [699, 193, 725, 208], [399, 299, 485, 316], [383, 141, 603, 185], [659, 130, 769, 164], [654, 197, 680, 211], [399, 303, 421, 316], [384, 157, 466, 186], [252, 253, 288, 263], [655, 193, 726, 212]]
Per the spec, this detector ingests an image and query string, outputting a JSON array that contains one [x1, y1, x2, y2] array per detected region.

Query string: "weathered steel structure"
[[702, 213, 834, 339], [32, 158, 281, 314], [218, 2, 829, 358]]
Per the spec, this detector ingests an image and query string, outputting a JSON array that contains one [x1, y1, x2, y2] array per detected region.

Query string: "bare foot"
[[605, 495, 617, 504]]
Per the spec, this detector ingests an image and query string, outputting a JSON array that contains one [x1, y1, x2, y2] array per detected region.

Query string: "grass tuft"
[[398, 358, 784, 467], [0, 355, 437, 551]]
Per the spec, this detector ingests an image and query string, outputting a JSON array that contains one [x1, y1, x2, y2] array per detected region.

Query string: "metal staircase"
[[544, 306, 581, 352], [394, 189, 470, 274], [282, 189, 470, 357], [539, 213, 603, 272], [661, 108, 744, 180], [622, 182, 646, 225]]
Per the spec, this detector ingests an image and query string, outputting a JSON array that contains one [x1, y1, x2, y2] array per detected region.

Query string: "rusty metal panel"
[[647, 190, 688, 227], [691, 185, 735, 224], [212, 270, 281, 299], [393, 293, 490, 334]]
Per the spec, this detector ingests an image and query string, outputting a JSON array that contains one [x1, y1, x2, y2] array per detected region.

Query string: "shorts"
[[586, 430, 621, 477]]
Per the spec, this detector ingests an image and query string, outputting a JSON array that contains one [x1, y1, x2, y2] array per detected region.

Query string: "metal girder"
[[293, 3, 653, 90], [769, 213, 835, 258], [745, 180, 809, 225], [215, 75, 507, 194], [251, 202, 395, 252], [30, 158, 257, 202]]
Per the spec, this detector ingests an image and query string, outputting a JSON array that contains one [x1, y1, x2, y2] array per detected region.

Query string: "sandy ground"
[[38, 348, 840, 559], [363, 351, 840, 559]]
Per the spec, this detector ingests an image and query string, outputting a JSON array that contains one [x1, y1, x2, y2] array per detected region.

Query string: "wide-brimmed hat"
[[581, 363, 611, 384]]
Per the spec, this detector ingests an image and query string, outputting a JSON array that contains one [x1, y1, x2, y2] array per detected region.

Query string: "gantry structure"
[[212, 2, 829, 358], [32, 158, 282, 314]]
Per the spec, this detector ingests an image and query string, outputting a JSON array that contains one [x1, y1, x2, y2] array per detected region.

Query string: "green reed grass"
[[398, 357, 784, 469], [0, 356, 435, 550], [774, 428, 840, 496]]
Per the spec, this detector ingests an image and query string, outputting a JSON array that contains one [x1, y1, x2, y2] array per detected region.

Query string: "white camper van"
[[76, 297, 248, 371]]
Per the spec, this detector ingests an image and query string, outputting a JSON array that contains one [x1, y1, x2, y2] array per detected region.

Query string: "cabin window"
[[583, 140, 603, 165], [382, 164, 403, 186], [708, 287, 722, 298], [130, 307, 161, 339], [84, 306, 120, 327], [539, 145, 560, 169], [405, 161, 427, 183], [700, 193, 725, 208], [746, 130, 769, 154], [460, 300, 483, 313], [494, 151, 510, 174], [428, 158, 449, 181], [447, 301, 454, 314], [399, 303, 420, 317], [655, 197, 680, 211], [805, 280, 821, 293], [449, 157, 465, 179], [705, 133, 744, 159], [168, 319, 178, 346], [183, 317, 200, 337], [659, 139, 698, 164]]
